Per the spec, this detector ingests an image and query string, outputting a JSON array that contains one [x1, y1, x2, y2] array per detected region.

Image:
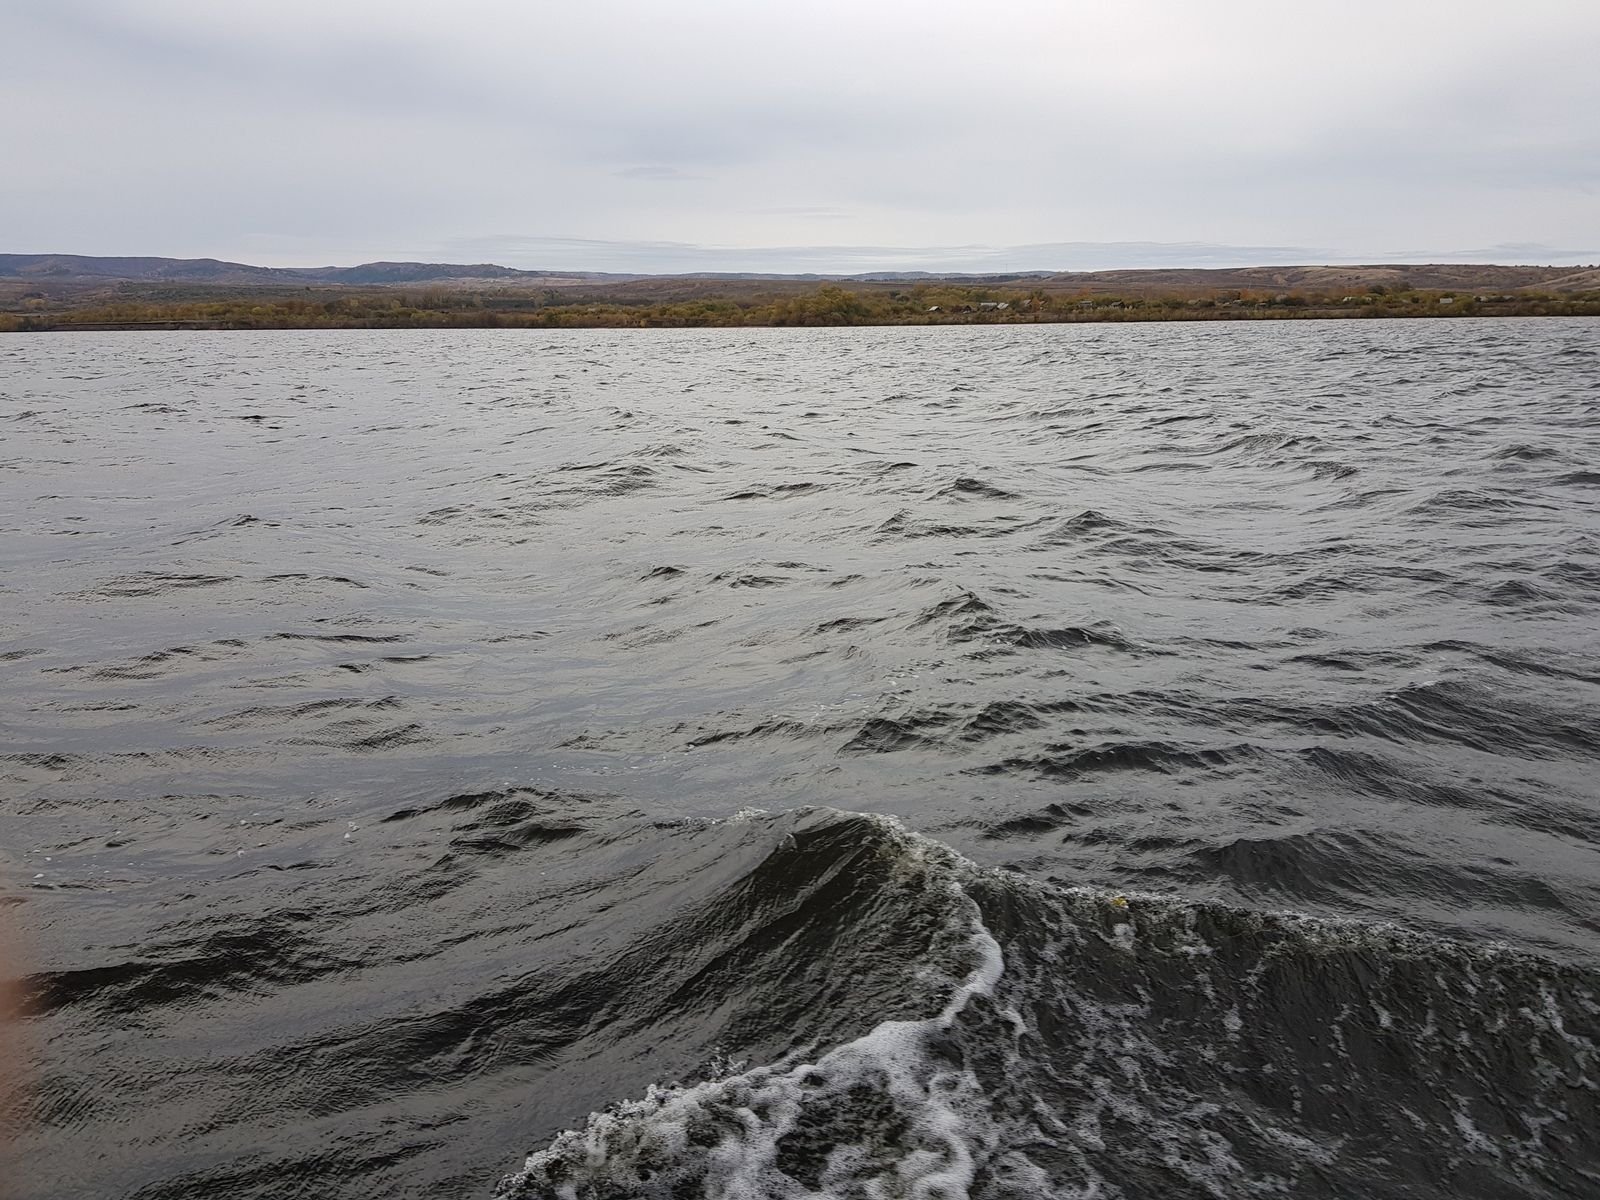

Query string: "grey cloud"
[[2, 1, 1597, 269]]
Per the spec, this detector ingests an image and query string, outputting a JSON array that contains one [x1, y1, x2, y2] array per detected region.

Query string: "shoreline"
[[7, 307, 1598, 332], [8, 295, 1599, 333], [5, 261, 1598, 331]]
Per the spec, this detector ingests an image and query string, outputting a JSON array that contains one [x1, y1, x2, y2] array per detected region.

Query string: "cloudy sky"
[[4, 1, 1598, 272]]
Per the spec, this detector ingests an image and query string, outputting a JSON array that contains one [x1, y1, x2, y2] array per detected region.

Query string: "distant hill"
[[2, 253, 1596, 300], [0, 253, 1061, 287], [1037, 263, 1600, 295], [0, 254, 630, 286]]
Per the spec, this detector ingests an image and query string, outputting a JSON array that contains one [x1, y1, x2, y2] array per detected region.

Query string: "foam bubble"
[[497, 882, 1010, 1200], [496, 816, 1600, 1200]]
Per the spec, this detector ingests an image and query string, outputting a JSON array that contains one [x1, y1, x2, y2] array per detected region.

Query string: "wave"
[[496, 809, 1600, 1200], [75, 571, 239, 599], [23, 796, 1596, 1198]]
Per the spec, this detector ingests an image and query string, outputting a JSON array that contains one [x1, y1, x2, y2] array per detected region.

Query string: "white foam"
[[497, 820, 1600, 1199], [498, 882, 1010, 1200]]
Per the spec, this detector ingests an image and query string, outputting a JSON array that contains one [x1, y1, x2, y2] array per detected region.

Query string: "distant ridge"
[[0, 253, 1061, 286], [0, 254, 633, 286], [2, 253, 1597, 295]]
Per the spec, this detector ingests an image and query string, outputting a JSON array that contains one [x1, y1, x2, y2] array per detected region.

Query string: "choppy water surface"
[[3, 321, 1599, 1198]]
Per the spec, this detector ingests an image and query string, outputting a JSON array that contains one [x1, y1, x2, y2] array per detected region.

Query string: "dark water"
[[2, 320, 1599, 1198]]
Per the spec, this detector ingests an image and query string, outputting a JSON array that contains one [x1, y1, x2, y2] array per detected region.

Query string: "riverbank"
[[5, 257, 1598, 330], [6, 283, 1598, 331]]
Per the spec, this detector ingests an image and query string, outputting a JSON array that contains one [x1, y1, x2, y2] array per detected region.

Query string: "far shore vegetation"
[[4, 281, 1598, 332]]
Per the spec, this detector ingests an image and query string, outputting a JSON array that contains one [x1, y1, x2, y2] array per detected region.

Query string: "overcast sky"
[[4, 1, 1598, 272]]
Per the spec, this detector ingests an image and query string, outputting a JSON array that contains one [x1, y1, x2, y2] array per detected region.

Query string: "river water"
[[3, 320, 1599, 1198]]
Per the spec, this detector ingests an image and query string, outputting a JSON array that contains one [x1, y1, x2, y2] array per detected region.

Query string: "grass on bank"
[[4, 282, 1598, 331]]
